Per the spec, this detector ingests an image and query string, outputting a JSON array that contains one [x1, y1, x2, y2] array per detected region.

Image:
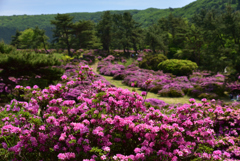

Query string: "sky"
[[0, 0, 196, 16]]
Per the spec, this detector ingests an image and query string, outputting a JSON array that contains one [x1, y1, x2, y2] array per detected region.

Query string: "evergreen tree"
[[145, 24, 167, 54], [51, 14, 99, 55], [51, 14, 75, 56], [32, 26, 49, 53], [175, 24, 205, 65], [96, 11, 112, 52], [237, 0, 240, 10], [111, 13, 124, 50], [10, 30, 21, 49], [158, 13, 187, 58], [111, 12, 142, 54], [73, 20, 101, 49]]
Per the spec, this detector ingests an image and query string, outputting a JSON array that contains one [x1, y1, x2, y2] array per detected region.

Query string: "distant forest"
[[0, 0, 239, 44]]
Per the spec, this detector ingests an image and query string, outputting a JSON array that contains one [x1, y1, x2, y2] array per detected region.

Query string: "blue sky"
[[0, 0, 196, 16]]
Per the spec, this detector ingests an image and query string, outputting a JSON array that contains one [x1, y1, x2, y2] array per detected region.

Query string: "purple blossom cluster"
[[2, 68, 240, 160], [103, 55, 115, 62], [98, 61, 125, 76], [97, 61, 233, 99], [144, 98, 168, 108], [226, 81, 240, 94]]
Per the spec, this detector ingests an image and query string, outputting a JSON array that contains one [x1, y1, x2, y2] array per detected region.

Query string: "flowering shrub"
[[103, 55, 115, 62], [97, 61, 233, 99], [144, 98, 168, 108], [226, 81, 240, 94], [98, 61, 125, 76], [82, 52, 96, 65], [1, 64, 240, 160]]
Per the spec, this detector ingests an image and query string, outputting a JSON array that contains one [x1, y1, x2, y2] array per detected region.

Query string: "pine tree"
[[10, 30, 21, 49], [237, 0, 240, 10], [51, 14, 75, 56], [32, 26, 49, 53], [96, 11, 113, 52]]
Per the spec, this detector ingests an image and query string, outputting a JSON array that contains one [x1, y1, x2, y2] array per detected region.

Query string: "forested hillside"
[[0, 0, 238, 44]]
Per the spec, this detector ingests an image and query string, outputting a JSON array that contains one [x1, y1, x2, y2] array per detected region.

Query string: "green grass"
[[101, 75, 202, 104]]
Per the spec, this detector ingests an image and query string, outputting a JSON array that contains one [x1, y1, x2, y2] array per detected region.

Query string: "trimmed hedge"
[[158, 59, 198, 76]]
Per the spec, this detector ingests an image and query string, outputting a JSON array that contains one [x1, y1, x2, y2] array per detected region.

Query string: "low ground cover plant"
[[1, 64, 240, 160]]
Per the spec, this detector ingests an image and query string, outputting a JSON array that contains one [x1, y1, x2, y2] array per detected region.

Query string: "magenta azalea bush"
[[97, 61, 230, 99], [1, 64, 240, 160]]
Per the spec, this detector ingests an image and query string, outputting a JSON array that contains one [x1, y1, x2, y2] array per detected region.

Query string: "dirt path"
[[90, 61, 98, 73]]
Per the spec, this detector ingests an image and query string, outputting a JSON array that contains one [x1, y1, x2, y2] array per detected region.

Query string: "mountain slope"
[[0, 0, 238, 44]]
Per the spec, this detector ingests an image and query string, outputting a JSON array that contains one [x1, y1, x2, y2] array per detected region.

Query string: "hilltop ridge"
[[0, 0, 238, 44]]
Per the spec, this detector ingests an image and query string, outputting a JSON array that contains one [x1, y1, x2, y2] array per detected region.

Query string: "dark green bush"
[[139, 54, 167, 71], [198, 93, 218, 100], [187, 88, 202, 98], [0, 41, 16, 54], [0, 50, 63, 92], [158, 59, 198, 76], [113, 73, 126, 80], [158, 88, 184, 97], [149, 85, 163, 93]]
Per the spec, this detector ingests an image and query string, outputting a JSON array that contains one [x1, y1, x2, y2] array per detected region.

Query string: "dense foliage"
[[138, 53, 167, 71], [158, 59, 198, 76], [51, 14, 101, 56], [1, 0, 239, 44], [1, 64, 240, 160], [0, 42, 64, 102], [1, 1, 240, 78]]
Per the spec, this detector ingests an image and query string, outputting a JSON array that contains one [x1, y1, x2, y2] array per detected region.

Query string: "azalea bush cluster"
[[97, 61, 228, 99], [226, 81, 240, 94], [1, 64, 240, 160], [57, 63, 112, 101], [98, 61, 125, 77]]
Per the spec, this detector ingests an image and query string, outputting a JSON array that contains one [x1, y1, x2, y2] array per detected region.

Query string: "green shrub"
[[0, 41, 16, 54], [149, 85, 163, 93], [139, 54, 167, 71], [158, 88, 184, 97], [198, 93, 218, 100], [113, 73, 126, 80], [187, 88, 202, 98], [158, 59, 198, 76], [0, 52, 63, 92]]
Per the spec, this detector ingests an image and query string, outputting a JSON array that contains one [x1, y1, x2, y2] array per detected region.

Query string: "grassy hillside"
[[0, 0, 238, 44]]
